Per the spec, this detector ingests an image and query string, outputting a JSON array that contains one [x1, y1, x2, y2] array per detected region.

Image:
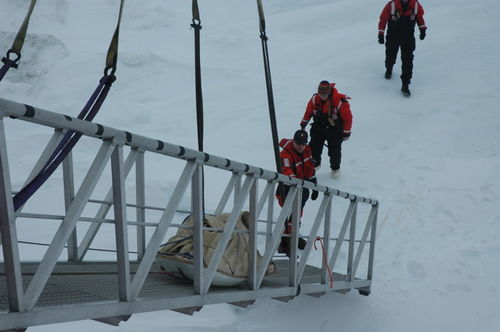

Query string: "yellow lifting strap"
[[105, 0, 126, 76], [10, 0, 38, 59]]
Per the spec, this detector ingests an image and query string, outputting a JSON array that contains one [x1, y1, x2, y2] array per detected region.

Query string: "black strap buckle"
[[2, 50, 21, 69]]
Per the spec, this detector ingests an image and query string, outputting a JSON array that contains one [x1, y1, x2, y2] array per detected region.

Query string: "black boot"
[[298, 237, 307, 250], [278, 236, 290, 256], [384, 68, 392, 79], [401, 84, 411, 97]]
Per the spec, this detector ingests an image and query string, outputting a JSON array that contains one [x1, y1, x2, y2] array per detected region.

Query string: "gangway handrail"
[[0, 98, 377, 205]]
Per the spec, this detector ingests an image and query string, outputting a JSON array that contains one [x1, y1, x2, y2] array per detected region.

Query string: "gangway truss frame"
[[0, 97, 378, 331]]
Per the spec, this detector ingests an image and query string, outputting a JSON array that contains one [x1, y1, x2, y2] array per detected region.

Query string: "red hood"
[[279, 138, 294, 150], [329, 83, 338, 96], [328, 83, 350, 101]]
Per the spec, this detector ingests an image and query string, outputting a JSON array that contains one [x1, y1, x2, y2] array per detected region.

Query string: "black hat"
[[293, 130, 308, 145], [318, 80, 331, 94]]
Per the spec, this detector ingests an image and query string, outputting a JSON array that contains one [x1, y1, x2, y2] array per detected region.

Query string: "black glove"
[[419, 29, 426, 40], [342, 132, 350, 141], [378, 33, 384, 44], [311, 190, 319, 201], [300, 123, 306, 130], [312, 159, 319, 168]]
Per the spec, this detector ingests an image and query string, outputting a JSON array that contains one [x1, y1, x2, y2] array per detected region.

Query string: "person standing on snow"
[[300, 81, 352, 179], [378, 0, 427, 97], [276, 130, 318, 256]]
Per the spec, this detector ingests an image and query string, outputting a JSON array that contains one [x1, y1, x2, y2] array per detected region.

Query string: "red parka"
[[279, 138, 316, 181], [300, 83, 352, 137], [379, 0, 426, 34]]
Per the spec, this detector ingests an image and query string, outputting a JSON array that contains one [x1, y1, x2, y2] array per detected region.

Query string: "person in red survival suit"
[[300, 81, 352, 179], [276, 130, 318, 256], [378, 0, 427, 96]]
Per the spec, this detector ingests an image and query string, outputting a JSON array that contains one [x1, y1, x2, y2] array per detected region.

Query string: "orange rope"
[[314, 236, 334, 288]]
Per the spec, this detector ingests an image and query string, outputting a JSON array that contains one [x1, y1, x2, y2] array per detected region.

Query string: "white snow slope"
[[1, 0, 500, 331]]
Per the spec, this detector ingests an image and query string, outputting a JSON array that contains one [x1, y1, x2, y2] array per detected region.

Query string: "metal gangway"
[[0, 97, 378, 331]]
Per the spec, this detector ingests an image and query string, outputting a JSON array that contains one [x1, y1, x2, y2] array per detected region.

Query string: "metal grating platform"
[[0, 260, 359, 311]]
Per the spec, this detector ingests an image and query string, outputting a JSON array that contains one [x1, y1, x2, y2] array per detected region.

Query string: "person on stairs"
[[276, 130, 318, 257], [300, 81, 352, 179], [378, 0, 427, 96]]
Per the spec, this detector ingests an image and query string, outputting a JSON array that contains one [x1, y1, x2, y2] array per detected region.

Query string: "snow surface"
[[1, 0, 500, 331]]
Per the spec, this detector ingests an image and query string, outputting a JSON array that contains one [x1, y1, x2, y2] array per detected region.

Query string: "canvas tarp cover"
[[158, 212, 275, 278]]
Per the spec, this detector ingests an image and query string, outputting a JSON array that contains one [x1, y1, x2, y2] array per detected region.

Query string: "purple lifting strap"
[[0, 58, 18, 82], [13, 75, 115, 211]]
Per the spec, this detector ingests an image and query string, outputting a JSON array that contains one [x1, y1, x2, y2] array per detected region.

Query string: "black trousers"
[[309, 123, 343, 171], [385, 36, 416, 85], [277, 185, 310, 234], [277, 185, 310, 210]]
